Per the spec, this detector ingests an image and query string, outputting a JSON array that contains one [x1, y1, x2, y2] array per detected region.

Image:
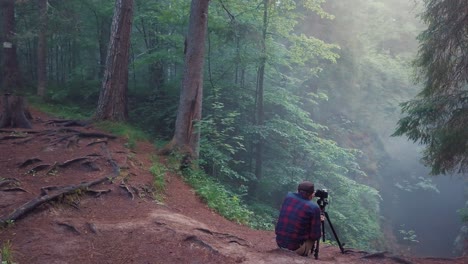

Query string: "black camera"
[[315, 189, 328, 199]]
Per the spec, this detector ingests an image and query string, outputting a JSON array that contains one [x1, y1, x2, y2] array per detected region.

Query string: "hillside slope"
[[0, 110, 466, 264]]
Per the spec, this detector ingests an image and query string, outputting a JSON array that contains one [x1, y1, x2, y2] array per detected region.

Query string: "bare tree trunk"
[[161, 0, 210, 161], [254, 0, 268, 182], [0, 0, 31, 129], [37, 0, 48, 98], [1, 0, 23, 93], [94, 0, 134, 122], [0, 95, 31, 128]]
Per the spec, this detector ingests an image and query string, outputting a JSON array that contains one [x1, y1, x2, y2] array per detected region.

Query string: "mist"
[[381, 137, 465, 257], [313, 0, 467, 257]]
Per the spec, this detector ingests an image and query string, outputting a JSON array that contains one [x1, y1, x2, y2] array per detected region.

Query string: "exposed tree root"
[[195, 228, 250, 247], [1, 187, 27, 193], [27, 164, 52, 174], [184, 235, 219, 254], [60, 157, 89, 168], [0, 129, 41, 134], [0, 178, 20, 188], [0, 175, 114, 227], [119, 183, 135, 200], [55, 221, 81, 234], [0, 120, 123, 228], [46, 119, 90, 127], [86, 222, 99, 234], [2, 127, 116, 149], [87, 139, 108, 146], [18, 158, 42, 168], [22, 157, 102, 175], [86, 189, 111, 197], [0, 134, 27, 140]]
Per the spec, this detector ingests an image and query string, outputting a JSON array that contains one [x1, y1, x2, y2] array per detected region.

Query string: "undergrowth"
[[94, 121, 148, 149], [149, 159, 167, 202], [29, 97, 92, 120], [181, 167, 252, 225], [28, 98, 274, 230], [1, 240, 14, 264]]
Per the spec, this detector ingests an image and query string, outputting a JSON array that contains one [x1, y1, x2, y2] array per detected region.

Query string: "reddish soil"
[[1, 109, 467, 264]]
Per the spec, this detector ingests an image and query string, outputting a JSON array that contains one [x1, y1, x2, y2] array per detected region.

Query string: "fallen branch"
[[0, 175, 113, 227]]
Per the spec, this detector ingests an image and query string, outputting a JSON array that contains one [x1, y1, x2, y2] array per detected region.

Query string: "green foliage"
[[398, 225, 419, 243], [395, 176, 439, 193], [28, 97, 92, 120], [458, 208, 468, 223], [94, 121, 148, 149], [8, 0, 414, 253], [1, 240, 14, 264], [245, 202, 277, 230], [393, 0, 468, 174], [199, 102, 246, 181], [182, 168, 252, 225], [149, 160, 167, 202]]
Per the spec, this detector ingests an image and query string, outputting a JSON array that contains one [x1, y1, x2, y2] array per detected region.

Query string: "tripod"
[[312, 197, 345, 259]]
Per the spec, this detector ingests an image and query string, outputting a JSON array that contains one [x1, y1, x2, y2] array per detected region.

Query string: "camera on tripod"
[[314, 189, 328, 199], [311, 188, 346, 259]]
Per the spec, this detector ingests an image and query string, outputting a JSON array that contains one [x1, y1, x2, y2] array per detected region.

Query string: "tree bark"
[[0, 0, 31, 129], [162, 0, 210, 160], [94, 0, 134, 122], [37, 0, 48, 98], [1, 0, 23, 93], [254, 0, 268, 183], [0, 95, 31, 128]]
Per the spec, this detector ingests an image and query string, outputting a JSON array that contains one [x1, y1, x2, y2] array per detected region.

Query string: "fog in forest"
[[317, 0, 467, 257], [0, 0, 466, 259], [379, 137, 465, 257]]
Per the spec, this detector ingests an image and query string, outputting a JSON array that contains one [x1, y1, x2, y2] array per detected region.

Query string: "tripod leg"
[[321, 218, 326, 242], [324, 211, 345, 254], [313, 239, 319, 259]]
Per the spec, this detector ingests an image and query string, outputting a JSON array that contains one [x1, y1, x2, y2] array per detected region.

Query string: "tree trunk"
[[0, 0, 31, 129], [37, 0, 48, 98], [94, 0, 134, 122], [93, 10, 111, 79], [254, 0, 268, 183], [162, 0, 210, 160], [0, 95, 31, 128], [1, 0, 23, 93]]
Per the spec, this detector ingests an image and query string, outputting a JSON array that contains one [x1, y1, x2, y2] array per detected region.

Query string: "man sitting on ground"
[[275, 180, 322, 256]]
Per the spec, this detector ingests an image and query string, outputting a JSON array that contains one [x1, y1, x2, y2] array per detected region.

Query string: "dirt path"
[[0, 110, 466, 264]]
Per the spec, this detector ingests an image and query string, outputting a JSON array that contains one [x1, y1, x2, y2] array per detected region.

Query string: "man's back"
[[275, 192, 321, 250]]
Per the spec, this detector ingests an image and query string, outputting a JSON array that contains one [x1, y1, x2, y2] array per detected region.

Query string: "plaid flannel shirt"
[[275, 192, 321, 250]]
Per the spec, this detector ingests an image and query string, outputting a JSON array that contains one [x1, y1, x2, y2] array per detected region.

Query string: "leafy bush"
[[149, 160, 167, 202], [28, 96, 92, 120], [182, 168, 252, 225], [94, 121, 148, 149]]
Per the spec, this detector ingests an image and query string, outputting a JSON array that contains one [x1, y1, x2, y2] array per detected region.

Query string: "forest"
[[0, 0, 466, 259]]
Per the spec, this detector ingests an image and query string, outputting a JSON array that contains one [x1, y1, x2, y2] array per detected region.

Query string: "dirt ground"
[[0, 109, 467, 264]]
